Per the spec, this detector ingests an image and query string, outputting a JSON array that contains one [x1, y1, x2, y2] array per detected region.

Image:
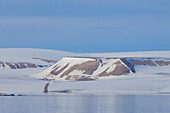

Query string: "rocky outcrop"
[[0, 57, 58, 70], [120, 57, 170, 67], [131, 60, 157, 66], [0, 61, 5, 68], [33, 57, 134, 81], [120, 58, 136, 73], [32, 58, 58, 63], [59, 61, 99, 78], [98, 64, 130, 77], [33, 57, 170, 81], [0, 61, 49, 69], [155, 60, 170, 66]]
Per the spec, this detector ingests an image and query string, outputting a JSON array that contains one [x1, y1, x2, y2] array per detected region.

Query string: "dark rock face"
[[5, 62, 16, 69], [112, 64, 130, 75], [0, 57, 57, 70], [51, 63, 69, 76], [121, 58, 170, 67], [65, 75, 72, 80], [0, 61, 51, 69], [32, 58, 58, 63], [18, 62, 27, 68], [60, 61, 99, 78], [26, 63, 37, 68], [155, 60, 170, 66], [98, 64, 130, 77], [120, 58, 136, 73], [76, 61, 99, 75], [131, 60, 157, 66], [0, 61, 5, 68], [13, 63, 21, 69]]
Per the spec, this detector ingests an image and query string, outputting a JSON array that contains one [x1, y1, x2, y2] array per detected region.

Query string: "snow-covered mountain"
[[0, 48, 82, 75], [32, 56, 170, 81], [1, 48, 170, 94], [1, 48, 170, 79]]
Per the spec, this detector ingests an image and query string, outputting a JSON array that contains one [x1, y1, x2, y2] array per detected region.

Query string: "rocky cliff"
[[32, 57, 170, 81]]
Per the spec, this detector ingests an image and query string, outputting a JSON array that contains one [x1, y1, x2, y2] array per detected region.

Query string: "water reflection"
[[1, 94, 170, 113]]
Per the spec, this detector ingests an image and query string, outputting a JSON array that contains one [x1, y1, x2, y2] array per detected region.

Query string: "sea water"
[[1, 94, 170, 113]]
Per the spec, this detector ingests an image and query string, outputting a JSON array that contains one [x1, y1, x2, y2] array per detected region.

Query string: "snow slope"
[[88, 51, 170, 58], [0, 48, 82, 75], [0, 48, 76, 61]]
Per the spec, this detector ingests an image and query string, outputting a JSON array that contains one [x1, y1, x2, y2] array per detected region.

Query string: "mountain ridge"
[[32, 56, 170, 81]]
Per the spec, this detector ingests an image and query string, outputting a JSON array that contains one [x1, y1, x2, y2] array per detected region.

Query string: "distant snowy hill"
[[32, 56, 170, 81], [87, 51, 170, 58], [1, 48, 170, 78], [0, 48, 82, 75], [32, 57, 133, 81]]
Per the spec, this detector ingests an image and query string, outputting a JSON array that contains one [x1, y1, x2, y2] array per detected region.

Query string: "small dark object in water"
[[44, 82, 49, 93], [3, 94, 15, 96], [56, 90, 72, 93], [17, 94, 25, 96], [40, 78, 52, 81], [0, 93, 20, 96], [50, 89, 82, 93]]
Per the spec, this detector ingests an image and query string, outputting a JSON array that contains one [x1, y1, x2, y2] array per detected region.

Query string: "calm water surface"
[[1, 94, 170, 113]]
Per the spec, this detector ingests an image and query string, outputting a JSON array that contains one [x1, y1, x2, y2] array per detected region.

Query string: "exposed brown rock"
[[155, 60, 170, 66], [65, 75, 72, 80], [13, 63, 21, 69], [72, 75, 79, 80], [0, 61, 49, 69], [98, 64, 130, 77], [98, 68, 110, 77], [79, 61, 99, 75], [51, 63, 69, 75], [17, 62, 36, 68], [26, 63, 37, 68], [0, 61, 5, 68], [5, 62, 16, 69], [60, 61, 99, 78], [131, 60, 157, 66], [32, 58, 58, 63], [18, 62, 27, 68], [112, 64, 130, 75], [114, 61, 122, 65], [52, 64, 60, 70]]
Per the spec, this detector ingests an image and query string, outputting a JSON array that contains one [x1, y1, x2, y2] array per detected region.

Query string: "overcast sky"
[[0, 0, 170, 53]]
